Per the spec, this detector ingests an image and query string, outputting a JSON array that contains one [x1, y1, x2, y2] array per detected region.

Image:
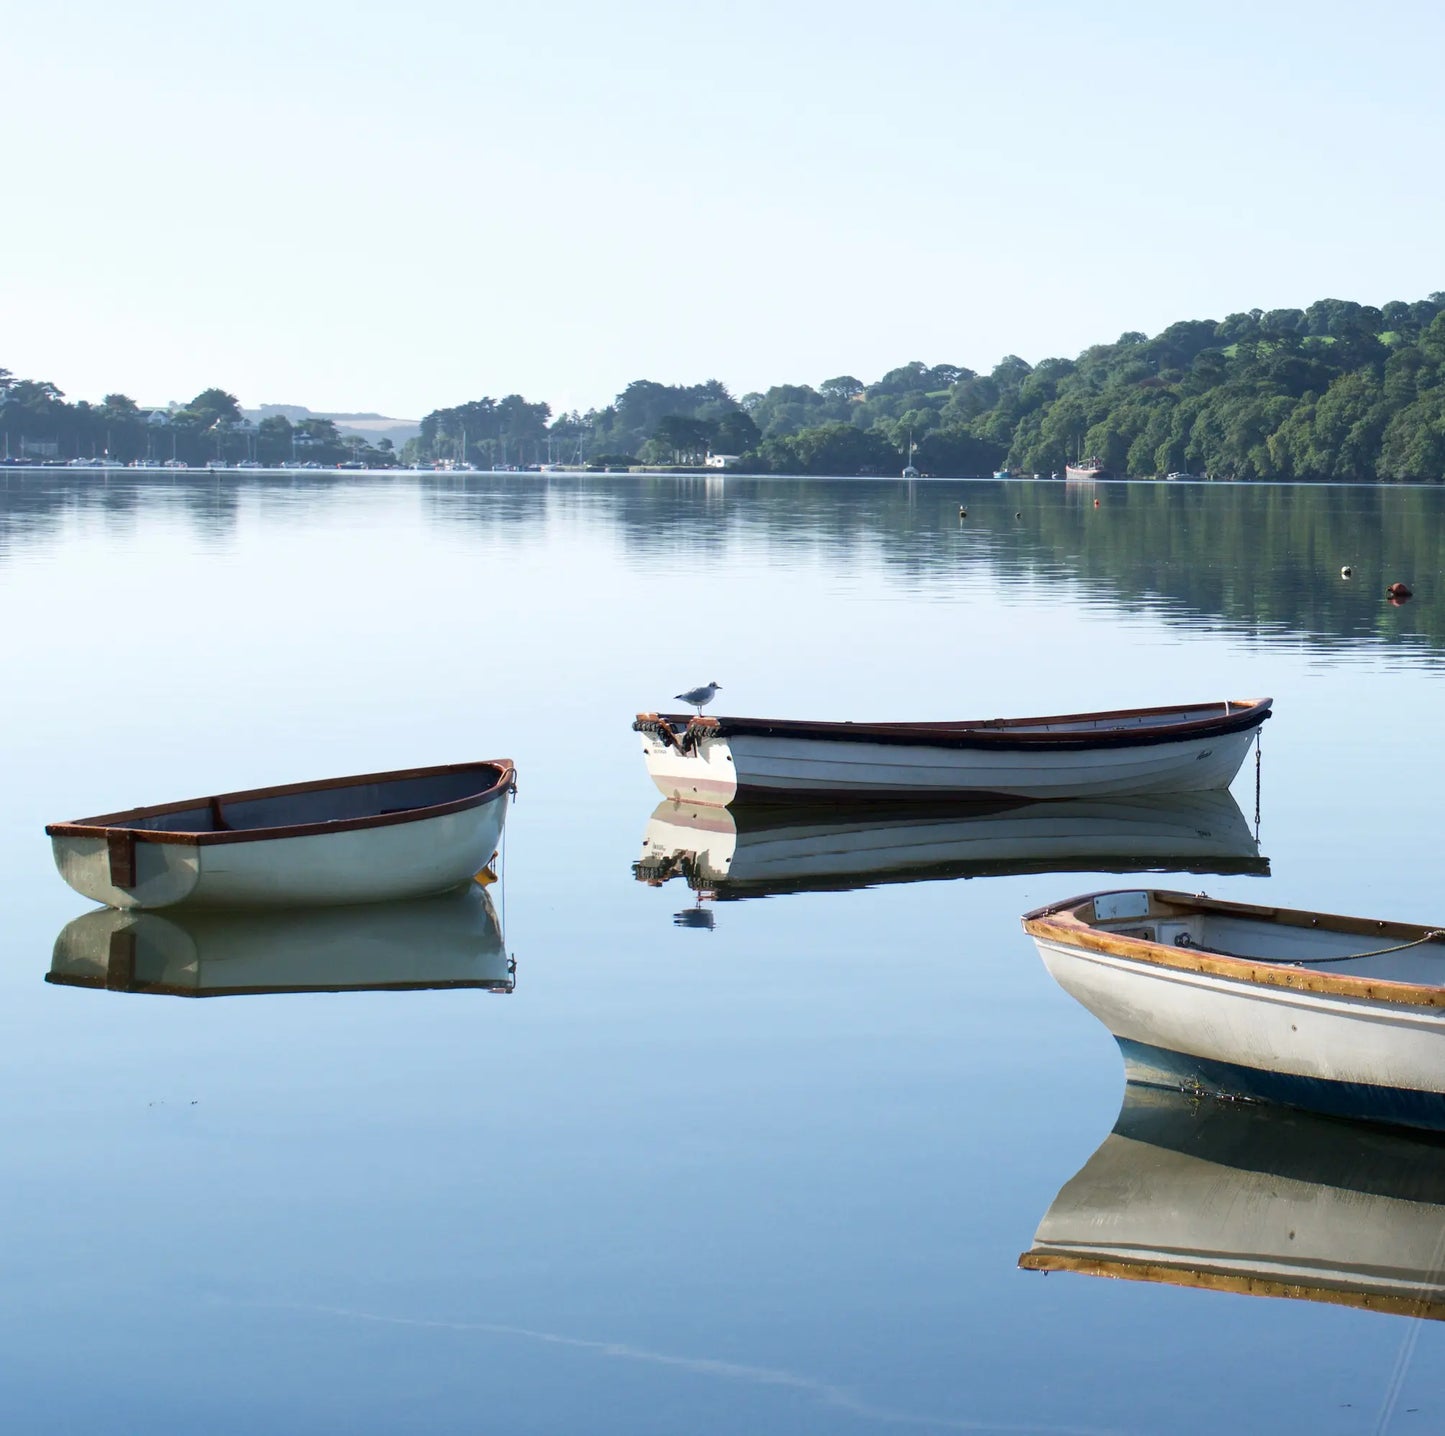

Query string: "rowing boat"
[[1020, 1083, 1445, 1320], [635, 790, 1267, 900], [634, 698, 1271, 805], [47, 760, 516, 909], [48, 882, 513, 996], [1023, 887, 1445, 1131]]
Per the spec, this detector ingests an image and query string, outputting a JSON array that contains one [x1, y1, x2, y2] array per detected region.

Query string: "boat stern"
[[634, 714, 738, 805], [48, 831, 203, 910]]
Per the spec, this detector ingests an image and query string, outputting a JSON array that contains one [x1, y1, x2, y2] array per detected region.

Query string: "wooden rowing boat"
[[47, 760, 516, 909], [1020, 1083, 1445, 1320], [634, 698, 1271, 806], [48, 882, 513, 996], [635, 790, 1267, 900], [1023, 887, 1445, 1131]]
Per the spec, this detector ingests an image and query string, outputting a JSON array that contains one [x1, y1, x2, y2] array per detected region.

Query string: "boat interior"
[[984, 701, 1259, 734], [83, 764, 509, 836], [1080, 891, 1445, 984]]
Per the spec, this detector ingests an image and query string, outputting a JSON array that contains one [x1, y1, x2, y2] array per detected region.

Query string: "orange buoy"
[[1386, 582, 1413, 600]]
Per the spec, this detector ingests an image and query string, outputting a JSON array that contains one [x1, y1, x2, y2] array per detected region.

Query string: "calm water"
[[3, 471, 1444, 1434]]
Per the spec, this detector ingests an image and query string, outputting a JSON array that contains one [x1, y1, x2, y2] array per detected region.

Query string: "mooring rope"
[[1176, 929, 1445, 965], [1290, 930, 1445, 965], [1253, 727, 1262, 840]]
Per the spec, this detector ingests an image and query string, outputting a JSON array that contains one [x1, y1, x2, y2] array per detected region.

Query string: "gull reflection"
[[672, 906, 717, 932]]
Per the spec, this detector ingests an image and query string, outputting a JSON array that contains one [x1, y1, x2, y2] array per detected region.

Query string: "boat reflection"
[[635, 790, 1267, 901], [1020, 1084, 1445, 1320], [48, 882, 513, 997]]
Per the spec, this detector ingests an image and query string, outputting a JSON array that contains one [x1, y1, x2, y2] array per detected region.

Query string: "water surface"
[[2, 472, 1442, 1434]]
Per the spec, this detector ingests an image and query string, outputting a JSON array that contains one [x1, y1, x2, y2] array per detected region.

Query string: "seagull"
[[676, 681, 722, 714]]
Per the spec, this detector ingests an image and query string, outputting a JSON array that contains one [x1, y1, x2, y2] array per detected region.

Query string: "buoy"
[[1093, 498, 1100, 509], [1340, 565, 1353, 579], [1386, 581, 1413, 600]]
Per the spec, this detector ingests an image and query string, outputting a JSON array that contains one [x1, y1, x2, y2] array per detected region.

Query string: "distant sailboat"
[[902, 431, 919, 478], [1065, 435, 1109, 480]]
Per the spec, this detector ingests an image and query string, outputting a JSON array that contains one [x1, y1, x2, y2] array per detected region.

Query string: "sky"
[[5, 0, 1444, 420]]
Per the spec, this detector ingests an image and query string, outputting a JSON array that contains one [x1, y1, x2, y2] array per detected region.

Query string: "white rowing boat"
[[47, 760, 516, 909], [635, 790, 1267, 900], [634, 698, 1271, 806], [1024, 887, 1445, 1131], [1020, 1083, 1445, 1321], [48, 882, 513, 997]]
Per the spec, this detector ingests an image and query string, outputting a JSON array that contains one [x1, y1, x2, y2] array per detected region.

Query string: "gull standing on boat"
[[676, 682, 722, 715]]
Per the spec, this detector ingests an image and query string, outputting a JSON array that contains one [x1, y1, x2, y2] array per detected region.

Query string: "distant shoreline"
[[3, 462, 1440, 489]]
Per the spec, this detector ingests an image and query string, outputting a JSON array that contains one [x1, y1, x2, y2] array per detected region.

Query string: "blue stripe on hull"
[[1117, 1039, 1445, 1134]]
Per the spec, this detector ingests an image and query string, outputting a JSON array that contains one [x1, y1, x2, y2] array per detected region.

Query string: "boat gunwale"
[[45, 976, 517, 993], [634, 698, 1272, 752], [45, 759, 517, 848], [1021, 888, 1445, 1009], [1016, 1250, 1445, 1321], [43, 972, 515, 997]]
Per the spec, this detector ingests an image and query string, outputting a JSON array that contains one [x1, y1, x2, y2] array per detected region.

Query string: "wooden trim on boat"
[[1017, 1251, 1445, 1321], [635, 700, 1271, 752], [45, 760, 516, 848], [1022, 889, 1445, 1009]]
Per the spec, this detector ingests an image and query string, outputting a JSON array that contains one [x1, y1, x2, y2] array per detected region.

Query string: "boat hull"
[[49, 789, 509, 909], [638, 719, 1262, 805], [1031, 934, 1445, 1131]]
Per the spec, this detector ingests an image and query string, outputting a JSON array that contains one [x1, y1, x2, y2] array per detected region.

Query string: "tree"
[[188, 388, 242, 428], [767, 422, 899, 476], [257, 414, 294, 465], [651, 414, 714, 463], [990, 355, 1033, 391], [914, 426, 1005, 477], [1378, 391, 1445, 480], [713, 410, 760, 454]]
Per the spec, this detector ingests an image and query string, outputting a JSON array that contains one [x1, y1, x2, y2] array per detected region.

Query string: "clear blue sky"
[[6, 0, 1443, 419]]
